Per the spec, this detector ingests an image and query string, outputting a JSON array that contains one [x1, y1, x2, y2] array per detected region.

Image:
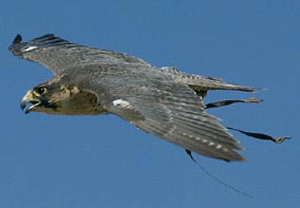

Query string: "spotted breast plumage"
[[9, 34, 290, 162]]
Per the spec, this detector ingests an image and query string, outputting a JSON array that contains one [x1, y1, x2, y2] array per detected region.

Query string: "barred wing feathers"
[[125, 85, 245, 161], [80, 66, 244, 161]]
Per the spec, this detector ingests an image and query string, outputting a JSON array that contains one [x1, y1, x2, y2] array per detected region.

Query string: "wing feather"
[[9, 34, 150, 75], [78, 65, 244, 161], [128, 87, 244, 161]]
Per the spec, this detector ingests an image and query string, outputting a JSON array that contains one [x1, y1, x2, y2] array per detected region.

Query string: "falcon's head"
[[20, 76, 107, 115], [20, 81, 71, 114]]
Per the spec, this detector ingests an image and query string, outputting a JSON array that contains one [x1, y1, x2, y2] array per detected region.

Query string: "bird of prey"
[[9, 34, 290, 162]]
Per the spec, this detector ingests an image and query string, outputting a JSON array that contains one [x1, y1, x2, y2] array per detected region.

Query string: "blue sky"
[[1, 1, 299, 207]]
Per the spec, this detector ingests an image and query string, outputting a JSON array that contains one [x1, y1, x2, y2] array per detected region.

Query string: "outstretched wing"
[[9, 34, 254, 93], [9, 34, 150, 75], [123, 86, 244, 161], [78, 64, 244, 161]]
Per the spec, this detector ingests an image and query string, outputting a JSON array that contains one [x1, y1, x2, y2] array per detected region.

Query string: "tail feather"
[[189, 81, 255, 92]]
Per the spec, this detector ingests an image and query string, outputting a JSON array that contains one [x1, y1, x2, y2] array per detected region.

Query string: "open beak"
[[20, 90, 41, 114]]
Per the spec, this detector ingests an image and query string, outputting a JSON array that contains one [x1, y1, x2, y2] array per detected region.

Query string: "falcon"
[[9, 34, 290, 162]]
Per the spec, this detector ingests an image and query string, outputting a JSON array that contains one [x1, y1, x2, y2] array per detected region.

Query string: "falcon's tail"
[[188, 78, 256, 92], [159, 67, 256, 92]]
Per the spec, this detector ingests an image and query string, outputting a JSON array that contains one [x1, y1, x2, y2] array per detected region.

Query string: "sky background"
[[1, 0, 299, 207]]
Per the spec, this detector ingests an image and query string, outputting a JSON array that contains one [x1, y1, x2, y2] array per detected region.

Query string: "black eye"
[[35, 87, 47, 95]]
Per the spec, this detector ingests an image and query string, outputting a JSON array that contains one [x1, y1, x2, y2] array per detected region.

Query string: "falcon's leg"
[[205, 98, 263, 109]]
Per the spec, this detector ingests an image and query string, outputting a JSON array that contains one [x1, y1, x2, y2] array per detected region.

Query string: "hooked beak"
[[20, 90, 41, 114]]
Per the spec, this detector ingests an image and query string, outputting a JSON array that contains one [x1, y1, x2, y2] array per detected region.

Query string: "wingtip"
[[13, 34, 22, 44], [224, 150, 245, 162], [9, 34, 25, 55], [211, 150, 245, 162]]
